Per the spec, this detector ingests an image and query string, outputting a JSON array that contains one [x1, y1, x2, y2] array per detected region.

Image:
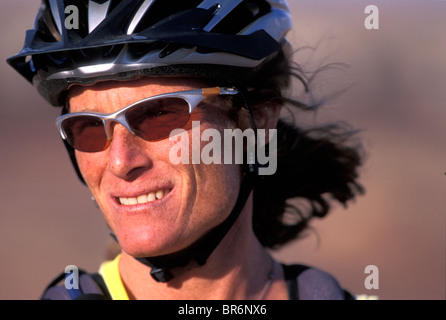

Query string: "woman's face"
[[68, 77, 242, 258]]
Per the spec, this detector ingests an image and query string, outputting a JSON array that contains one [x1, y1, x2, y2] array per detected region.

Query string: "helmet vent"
[[48, 0, 63, 36], [37, 0, 62, 42], [211, 0, 271, 34], [130, 0, 203, 34]]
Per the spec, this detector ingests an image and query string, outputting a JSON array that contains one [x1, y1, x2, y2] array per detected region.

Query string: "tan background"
[[1, 0, 444, 300]]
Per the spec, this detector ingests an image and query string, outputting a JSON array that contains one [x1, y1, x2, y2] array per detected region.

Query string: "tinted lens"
[[62, 116, 107, 152], [126, 97, 191, 141]]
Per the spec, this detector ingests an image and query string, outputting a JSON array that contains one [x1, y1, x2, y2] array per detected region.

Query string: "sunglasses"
[[56, 87, 239, 152]]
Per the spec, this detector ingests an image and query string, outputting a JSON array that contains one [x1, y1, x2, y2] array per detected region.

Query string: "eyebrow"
[[64, 98, 105, 114], [64, 100, 99, 114]]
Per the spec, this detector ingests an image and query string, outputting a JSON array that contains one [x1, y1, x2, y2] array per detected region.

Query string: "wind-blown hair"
[[243, 49, 365, 249]]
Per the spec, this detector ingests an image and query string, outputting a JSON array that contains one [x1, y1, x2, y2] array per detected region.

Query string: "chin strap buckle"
[[150, 268, 174, 283]]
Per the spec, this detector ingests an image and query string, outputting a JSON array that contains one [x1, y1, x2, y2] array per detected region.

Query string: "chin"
[[114, 223, 187, 259]]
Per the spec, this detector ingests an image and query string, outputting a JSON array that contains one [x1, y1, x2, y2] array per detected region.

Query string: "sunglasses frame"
[[56, 87, 239, 152]]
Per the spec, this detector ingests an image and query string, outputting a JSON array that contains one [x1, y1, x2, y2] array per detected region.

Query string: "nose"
[[107, 123, 152, 181]]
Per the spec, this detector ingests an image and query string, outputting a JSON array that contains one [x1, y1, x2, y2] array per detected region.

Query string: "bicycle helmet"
[[8, 0, 292, 106], [8, 0, 292, 283]]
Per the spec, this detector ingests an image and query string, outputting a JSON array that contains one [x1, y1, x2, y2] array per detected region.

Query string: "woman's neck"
[[117, 203, 287, 300]]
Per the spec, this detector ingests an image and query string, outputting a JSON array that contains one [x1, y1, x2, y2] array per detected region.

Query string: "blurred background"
[[1, 0, 444, 300]]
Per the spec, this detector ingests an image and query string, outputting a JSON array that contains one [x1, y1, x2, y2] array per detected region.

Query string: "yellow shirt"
[[98, 254, 129, 300]]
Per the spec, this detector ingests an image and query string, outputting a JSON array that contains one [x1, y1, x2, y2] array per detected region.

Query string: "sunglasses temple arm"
[[188, 87, 238, 113]]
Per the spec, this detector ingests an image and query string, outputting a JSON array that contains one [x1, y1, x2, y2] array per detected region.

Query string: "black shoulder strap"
[[282, 264, 310, 300], [41, 269, 112, 300], [282, 264, 355, 300]]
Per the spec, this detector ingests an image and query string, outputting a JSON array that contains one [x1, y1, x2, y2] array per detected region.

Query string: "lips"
[[118, 188, 172, 206]]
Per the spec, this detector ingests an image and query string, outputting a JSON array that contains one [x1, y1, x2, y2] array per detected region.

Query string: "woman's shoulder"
[[282, 263, 355, 300]]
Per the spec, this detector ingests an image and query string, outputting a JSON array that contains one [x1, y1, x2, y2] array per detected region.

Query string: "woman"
[[8, 0, 363, 300]]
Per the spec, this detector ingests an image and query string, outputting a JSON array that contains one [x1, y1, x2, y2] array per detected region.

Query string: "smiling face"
[[68, 77, 242, 259]]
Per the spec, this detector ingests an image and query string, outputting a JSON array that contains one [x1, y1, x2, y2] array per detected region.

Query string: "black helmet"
[[8, 0, 292, 106]]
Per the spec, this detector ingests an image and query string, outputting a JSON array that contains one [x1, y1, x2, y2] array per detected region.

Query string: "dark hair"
[[245, 49, 365, 249]]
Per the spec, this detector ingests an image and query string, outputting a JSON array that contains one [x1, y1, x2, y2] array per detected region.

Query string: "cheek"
[[75, 151, 106, 189], [200, 164, 241, 208], [185, 163, 240, 236], [188, 123, 243, 220]]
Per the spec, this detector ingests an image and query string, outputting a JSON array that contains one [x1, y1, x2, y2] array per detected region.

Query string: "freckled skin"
[[69, 78, 241, 258]]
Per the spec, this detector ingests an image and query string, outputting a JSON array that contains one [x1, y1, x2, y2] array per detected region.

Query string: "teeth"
[[137, 194, 147, 204], [119, 189, 171, 206], [148, 192, 156, 202], [156, 190, 164, 200]]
